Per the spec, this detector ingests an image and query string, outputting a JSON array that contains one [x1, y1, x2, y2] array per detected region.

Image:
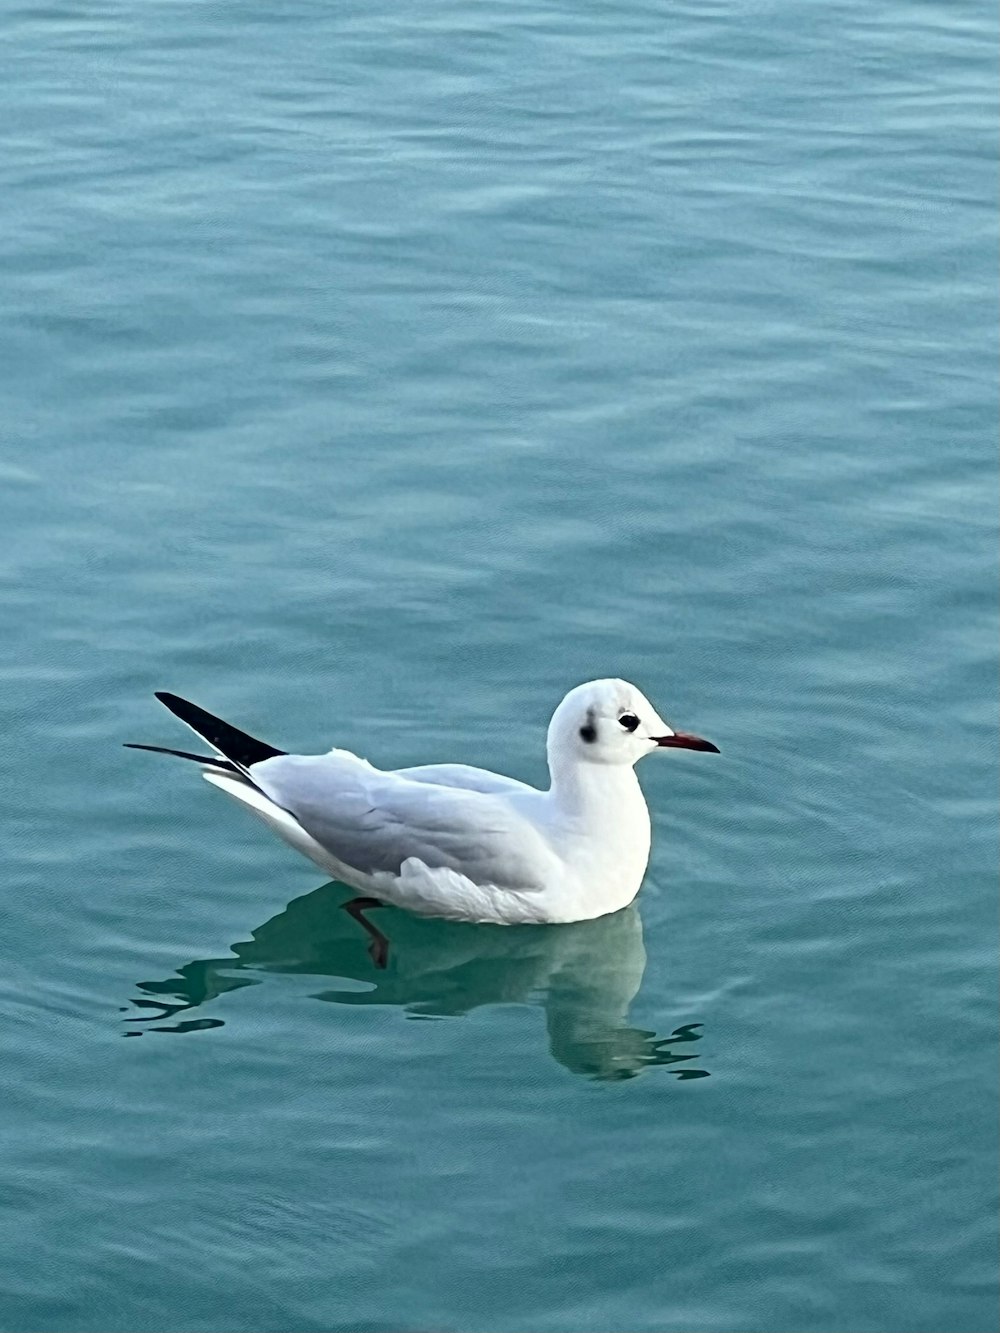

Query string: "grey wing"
[[392, 763, 536, 797], [250, 754, 554, 893]]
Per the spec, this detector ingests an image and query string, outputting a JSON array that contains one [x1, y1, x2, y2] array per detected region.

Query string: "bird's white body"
[[205, 750, 652, 924], [143, 678, 718, 926]]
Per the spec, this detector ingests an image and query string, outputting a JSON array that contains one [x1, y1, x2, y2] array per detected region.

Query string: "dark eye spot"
[[579, 723, 597, 744], [619, 713, 640, 732]]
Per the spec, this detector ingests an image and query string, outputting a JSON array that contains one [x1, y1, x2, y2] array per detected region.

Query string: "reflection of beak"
[[653, 731, 720, 753]]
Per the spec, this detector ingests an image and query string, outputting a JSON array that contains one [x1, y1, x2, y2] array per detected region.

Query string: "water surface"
[[1, 1, 996, 1330]]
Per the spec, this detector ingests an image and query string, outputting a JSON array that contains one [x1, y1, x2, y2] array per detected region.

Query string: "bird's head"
[[547, 678, 719, 770]]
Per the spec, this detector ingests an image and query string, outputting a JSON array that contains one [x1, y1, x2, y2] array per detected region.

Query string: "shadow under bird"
[[127, 679, 719, 959]]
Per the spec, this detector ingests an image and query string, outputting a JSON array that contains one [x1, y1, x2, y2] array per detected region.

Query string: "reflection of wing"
[[251, 753, 556, 893]]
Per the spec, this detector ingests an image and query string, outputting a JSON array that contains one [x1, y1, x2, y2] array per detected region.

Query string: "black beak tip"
[[685, 737, 720, 754]]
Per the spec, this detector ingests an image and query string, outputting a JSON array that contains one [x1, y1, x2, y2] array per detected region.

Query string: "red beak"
[[654, 731, 720, 753]]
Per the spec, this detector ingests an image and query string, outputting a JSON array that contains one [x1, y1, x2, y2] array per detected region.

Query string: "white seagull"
[[127, 680, 718, 947]]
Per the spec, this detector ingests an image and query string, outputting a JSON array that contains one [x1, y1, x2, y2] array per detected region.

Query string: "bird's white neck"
[[546, 755, 652, 910], [547, 752, 642, 815]]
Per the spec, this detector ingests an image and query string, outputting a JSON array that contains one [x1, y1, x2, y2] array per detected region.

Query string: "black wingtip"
[[152, 692, 285, 769], [123, 741, 239, 771]]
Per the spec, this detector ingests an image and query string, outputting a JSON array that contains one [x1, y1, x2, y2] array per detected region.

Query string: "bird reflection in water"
[[124, 883, 709, 1081]]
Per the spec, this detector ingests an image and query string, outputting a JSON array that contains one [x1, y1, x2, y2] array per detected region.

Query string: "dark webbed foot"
[[341, 896, 390, 969]]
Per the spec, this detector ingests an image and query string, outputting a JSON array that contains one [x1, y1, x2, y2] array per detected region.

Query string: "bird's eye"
[[619, 712, 640, 732]]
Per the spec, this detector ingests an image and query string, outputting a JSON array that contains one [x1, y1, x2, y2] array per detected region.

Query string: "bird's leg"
[[341, 896, 390, 969]]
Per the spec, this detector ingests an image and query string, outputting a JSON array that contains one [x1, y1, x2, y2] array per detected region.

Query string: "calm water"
[[1, 2, 996, 1330]]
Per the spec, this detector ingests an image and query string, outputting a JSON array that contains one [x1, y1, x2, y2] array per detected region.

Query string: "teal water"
[[1, 2, 996, 1330]]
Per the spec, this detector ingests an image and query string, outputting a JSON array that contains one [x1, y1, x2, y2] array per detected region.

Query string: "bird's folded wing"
[[392, 763, 534, 797], [250, 754, 555, 894]]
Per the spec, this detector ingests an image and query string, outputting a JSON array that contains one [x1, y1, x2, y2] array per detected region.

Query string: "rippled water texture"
[[1, 1, 996, 1330]]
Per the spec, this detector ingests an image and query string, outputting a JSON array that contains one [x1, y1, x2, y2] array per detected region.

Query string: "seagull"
[[126, 680, 718, 948]]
